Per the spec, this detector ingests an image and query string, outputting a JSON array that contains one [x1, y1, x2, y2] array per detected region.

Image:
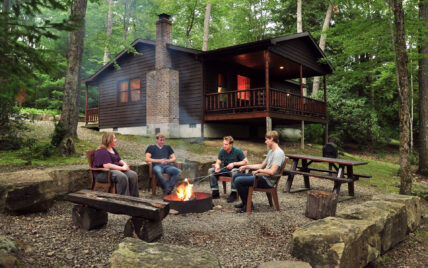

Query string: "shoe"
[[226, 193, 237, 203], [212, 190, 220, 199], [235, 203, 254, 212], [234, 203, 244, 209]]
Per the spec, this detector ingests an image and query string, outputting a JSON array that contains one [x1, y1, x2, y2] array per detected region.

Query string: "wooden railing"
[[205, 88, 326, 118], [86, 108, 99, 125]]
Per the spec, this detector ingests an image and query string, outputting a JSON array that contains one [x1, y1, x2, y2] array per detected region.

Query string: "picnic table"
[[284, 154, 370, 196]]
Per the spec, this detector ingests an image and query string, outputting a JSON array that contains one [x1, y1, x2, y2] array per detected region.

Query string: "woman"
[[93, 132, 139, 197]]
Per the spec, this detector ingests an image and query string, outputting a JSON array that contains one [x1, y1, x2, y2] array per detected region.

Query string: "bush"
[[20, 107, 60, 115], [20, 138, 55, 164], [305, 124, 324, 144], [0, 100, 28, 150]]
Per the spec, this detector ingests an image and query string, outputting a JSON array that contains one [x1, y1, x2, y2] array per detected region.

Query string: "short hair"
[[265, 130, 279, 144], [156, 133, 165, 140], [100, 132, 115, 148], [223, 136, 234, 144]]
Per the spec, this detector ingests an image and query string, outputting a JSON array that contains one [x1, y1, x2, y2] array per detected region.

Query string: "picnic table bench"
[[284, 154, 371, 196], [65, 189, 170, 242]]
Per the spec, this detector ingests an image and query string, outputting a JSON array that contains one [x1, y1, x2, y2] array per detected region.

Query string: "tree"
[[53, 0, 88, 156], [312, 2, 333, 95], [392, 0, 412, 194], [103, 0, 114, 64], [202, 2, 212, 51], [419, 0, 428, 174]]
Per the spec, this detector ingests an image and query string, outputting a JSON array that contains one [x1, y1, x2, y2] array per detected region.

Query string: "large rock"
[[110, 237, 220, 268], [291, 196, 422, 268], [258, 260, 311, 268], [47, 165, 90, 195], [372, 193, 421, 232], [0, 170, 57, 213], [337, 201, 407, 253], [291, 217, 380, 268]]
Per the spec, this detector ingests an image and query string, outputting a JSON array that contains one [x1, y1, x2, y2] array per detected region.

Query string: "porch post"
[[85, 83, 88, 126], [300, 64, 304, 150], [266, 116, 272, 132], [265, 50, 270, 112], [323, 75, 328, 144]]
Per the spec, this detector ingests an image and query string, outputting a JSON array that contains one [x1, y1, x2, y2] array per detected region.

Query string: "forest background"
[[1, 0, 427, 179]]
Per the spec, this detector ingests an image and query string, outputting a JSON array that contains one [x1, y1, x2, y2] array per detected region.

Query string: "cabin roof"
[[84, 32, 332, 84]]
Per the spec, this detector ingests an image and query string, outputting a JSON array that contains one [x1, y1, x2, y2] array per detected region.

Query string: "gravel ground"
[[1, 121, 427, 267]]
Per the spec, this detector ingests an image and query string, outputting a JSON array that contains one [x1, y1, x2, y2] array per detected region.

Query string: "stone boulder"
[[0, 170, 57, 213], [291, 217, 380, 268], [47, 165, 90, 195], [372, 193, 421, 232], [291, 195, 421, 268], [110, 237, 220, 268], [258, 260, 311, 268], [0, 235, 18, 267]]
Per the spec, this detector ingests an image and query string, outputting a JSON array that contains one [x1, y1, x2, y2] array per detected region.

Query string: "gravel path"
[[1, 121, 427, 267]]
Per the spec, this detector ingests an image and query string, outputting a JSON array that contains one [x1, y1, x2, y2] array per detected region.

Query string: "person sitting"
[[145, 133, 182, 196], [93, 132, 139, 197], [208, 136, 248, 202], [233, 130, 285, 213]]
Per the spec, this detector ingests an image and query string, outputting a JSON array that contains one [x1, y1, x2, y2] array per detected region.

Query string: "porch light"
[[280, 66, 284, 70], [286, 93, 290, 97]]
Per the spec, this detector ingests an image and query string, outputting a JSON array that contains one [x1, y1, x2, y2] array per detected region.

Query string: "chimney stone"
[[156, 13, 172, 69]]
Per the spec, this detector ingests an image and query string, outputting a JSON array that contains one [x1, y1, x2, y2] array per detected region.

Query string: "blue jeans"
[[234, 172, 271, 206], [153, 164, 182, 193], [208, 167, 239, 192]]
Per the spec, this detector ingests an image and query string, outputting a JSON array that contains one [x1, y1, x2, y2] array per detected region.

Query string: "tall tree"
[[202, 2, 212, 51], [185, 0, 198, 47], [103, 0, 114, 64], [392, 0, 412, 194], [54, 0, 88, 156], [312, 2, 333, 95], [419, 0, 428, 174]]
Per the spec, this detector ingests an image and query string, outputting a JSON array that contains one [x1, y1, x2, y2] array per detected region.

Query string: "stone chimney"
[[146, 14, 179, 137], [156, 13, 172, 69]]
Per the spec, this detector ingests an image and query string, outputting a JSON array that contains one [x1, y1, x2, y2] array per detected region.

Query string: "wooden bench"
[[302, 167, 372, 180], [287, 170, 353, 183], [65, 190, 170, 242]]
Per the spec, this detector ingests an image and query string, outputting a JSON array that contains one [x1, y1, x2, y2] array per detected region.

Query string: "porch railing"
[[86, 108, 99, 125], [205, 88, 326, 118]]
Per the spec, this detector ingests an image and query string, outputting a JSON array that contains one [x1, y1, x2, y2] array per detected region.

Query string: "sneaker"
[[226, 193, 237, 203], [236, 204, 254, 213], [212, 190, 220, 199], [234, 203, 244, 209]]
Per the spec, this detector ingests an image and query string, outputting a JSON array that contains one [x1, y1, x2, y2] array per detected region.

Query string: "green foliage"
[[0, 99, 28, 150], [51, 123, 68, 147], [20, 107, 60, 115], [305, 124, 324, 145], [20, 138, 55, 165]]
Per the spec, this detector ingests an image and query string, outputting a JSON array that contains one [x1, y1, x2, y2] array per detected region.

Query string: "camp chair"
[[213, 150, 248, 199], [86, 150, 116, 193], [149, 162, 182, 196], [246, 157, 288, 214]]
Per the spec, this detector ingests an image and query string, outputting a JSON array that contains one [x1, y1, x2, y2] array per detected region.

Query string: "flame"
[[176, 178, 195, 201]]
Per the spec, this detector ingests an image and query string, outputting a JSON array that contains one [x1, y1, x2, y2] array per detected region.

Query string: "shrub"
[[0, 100, 28, 150]]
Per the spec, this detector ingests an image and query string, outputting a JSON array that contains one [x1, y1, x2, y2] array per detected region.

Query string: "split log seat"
[[65, 189, 170, 242]]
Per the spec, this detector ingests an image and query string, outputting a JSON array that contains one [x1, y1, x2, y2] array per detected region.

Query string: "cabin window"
[[218, 73, 227, 102], [118, 78, 141, 103], [237, 75, 250, 100]]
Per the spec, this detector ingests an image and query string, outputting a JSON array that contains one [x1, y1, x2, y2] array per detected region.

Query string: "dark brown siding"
[[96, 44, 155, 129], [270, 39, 327, 74], [171, 51, 203, 124]]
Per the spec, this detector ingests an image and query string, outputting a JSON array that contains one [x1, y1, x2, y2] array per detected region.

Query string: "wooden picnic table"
[[284, 154, 369, 196]]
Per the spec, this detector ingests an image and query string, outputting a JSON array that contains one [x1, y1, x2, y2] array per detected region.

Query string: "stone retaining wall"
[[0, 161, 206, 214], [291, 194, 421, 268]]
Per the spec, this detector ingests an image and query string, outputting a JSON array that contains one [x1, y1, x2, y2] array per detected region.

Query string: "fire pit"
[[163, 179, 212, 214]]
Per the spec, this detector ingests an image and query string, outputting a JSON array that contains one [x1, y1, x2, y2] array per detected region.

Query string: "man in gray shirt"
[[233, 130, 285, 213]]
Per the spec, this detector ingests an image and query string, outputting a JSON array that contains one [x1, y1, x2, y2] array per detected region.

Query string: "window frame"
[[117, 77, 143, 105]]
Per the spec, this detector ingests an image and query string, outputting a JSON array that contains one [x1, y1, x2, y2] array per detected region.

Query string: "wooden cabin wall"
[[170, 51, 203, 125], [94, 43, 155, 129]]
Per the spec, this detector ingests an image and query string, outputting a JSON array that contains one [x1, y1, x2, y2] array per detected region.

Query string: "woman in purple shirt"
[[93, 132, 139, 196]]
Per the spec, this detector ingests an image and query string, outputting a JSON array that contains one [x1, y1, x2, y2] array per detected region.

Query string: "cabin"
[[83, 14, 333, 140]]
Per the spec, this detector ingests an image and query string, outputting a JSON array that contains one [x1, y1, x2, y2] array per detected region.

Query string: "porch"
[[204, 87, 327, 123]]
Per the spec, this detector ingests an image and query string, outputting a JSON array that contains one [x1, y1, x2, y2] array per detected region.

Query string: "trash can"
[[322, 142, 338, 158]]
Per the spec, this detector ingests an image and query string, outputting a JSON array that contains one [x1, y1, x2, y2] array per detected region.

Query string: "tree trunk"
[[202, 2, 211, 51], [55, 0, 88, 155], [185, 0, 197, 48], [312, 3, 333, 96], [297, 0, 302, 33], [393, 0, 412, 194], [103, 0, 113, 65], [419, 0, 428, 174]]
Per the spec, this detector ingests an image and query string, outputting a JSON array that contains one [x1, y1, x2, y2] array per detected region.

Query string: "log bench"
[[65, 189, 170, 242]]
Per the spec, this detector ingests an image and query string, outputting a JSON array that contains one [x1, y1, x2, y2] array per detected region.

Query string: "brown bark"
[[393, 0, 412, 194], [202, 2, 211, 51], [419, 0, 428, 174], [103, 0, 113, 64], [185, 0, 198, 48], [312, 3, 333, 96], [123, 0, 135, 41], [56, 0, 88, 154]]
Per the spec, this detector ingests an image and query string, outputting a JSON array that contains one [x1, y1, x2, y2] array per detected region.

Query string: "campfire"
[[175, 179, 195, 201], [163, 178, 213, 214]]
